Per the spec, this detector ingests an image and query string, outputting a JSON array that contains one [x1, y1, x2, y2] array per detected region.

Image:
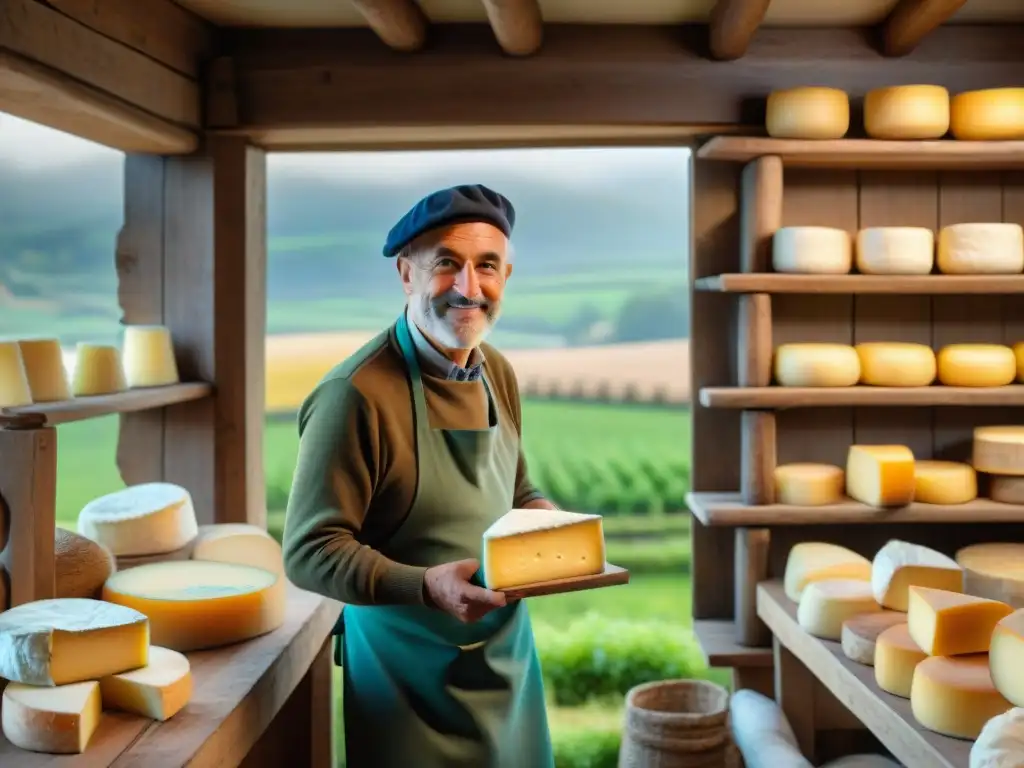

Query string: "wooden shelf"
[[758, 580, 968, 768], [692, 618, 773, 668], [697, 136, 1024, 170], [695, 274, 1024, 295], [689, 492, 1024, 527], [700, 385, 1024, 409], [0, 383, 213, 428]]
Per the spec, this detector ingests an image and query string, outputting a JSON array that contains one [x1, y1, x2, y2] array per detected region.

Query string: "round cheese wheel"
[[990, 475, 1024, 505], [855, 342, 936, 387], [17, 338, 70, 403], [864, 85, 950, 139], [841, 611, 906, 666], [911, 655, 1011, 740], [797, 579, 881, 640], [875, 623, 926, 698], [766, 87, 850, 139], [855, 227, 934, 275], [937, 223, 1024, 275], [774, 464, 844, 506], [913, 460, 977, 505], [0, 341, 33, 409], [773, 344, 860, 387], [1014, 341, 1024, 383], [54, 527, 116, 599], [937, 345, 1016, 387], [772, 227, 852, 274], [950, 88, 1024, 141], [956, 542, 1024, 608], [974, 426, 1024, 477]]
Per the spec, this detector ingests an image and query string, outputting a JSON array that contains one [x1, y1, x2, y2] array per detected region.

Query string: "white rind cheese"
[[971, 707, 1024, 768], [773, 343, 860, 388], [855, 227, 935, 275], [191, 523, 284, 575], [797, 579, 881, 640], [871, 539, 962, 611], [937, 223, 1024, 275], [99, 645, 192, 721], [77, 482, 199, 557], [772, 227, 852, 274]]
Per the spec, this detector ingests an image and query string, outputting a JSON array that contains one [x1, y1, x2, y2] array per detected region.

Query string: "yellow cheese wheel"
[[846, 444, 916, 508], [0, 341, 33, 408], [855, 342, 936, 387], [1014, 341, 1024, 383], [17, 338, 70, 402], [773, 464, 844, 506], [766, 87, 850, 139], [913, 460, 977, 505], [773, 343, 860, 387], [950, 88, 1024, 141], [937, 344, 1016, 387], [910, 655, 1011, 739], [974, 426, 1024, 476], [72, 344, 126, 397], [864, 85, 950, 140], [956, 542, 1024, 608], [875, 623, 926, 698]]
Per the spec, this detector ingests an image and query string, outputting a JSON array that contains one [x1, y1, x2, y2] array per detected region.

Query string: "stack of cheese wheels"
[[765, 87, 850, 139], [950, 88, 1024, 141], [863, 85, 950, 140], [974, 426, 1024, 507]]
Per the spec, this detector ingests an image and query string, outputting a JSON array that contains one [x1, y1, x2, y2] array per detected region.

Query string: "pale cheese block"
[[937, 223, 1024, 275], [1, 680, 101, 754], [771, 227, 852, 274], [863, 85, 950, 139], [991, 611, 1024, 707], [55, 527, 116, 599], [855, 227, 934, 275], [971, 707, 1024, 768], [855, 342, 936, 387], [907, 586, 1012, 656], [728, 689, 813, 768], [78, 482, 199, 557], [1015, 341, 1024, 383], [0, 598, 149, 685], [950, 88, 1024, 141], [914, 460, 977, 505], [72, 343, 126, 396], [911, 655, 1011, 740], [958, 543, 1024, 609], [990, 476, 1024, 505], [482, 508, 605, 590], [0, 340, 33, 408], [974, 427, 1024, 476], [766, 87, 850, 139], [773, 464, 844, 506], [875, 623, 926, 697], [841, 611, 906, 665], [17, 338, 70, 402], [845, 444, 915, 508], [871, 539, 962, 611], [191, 523, 284, 575], [99, 645, 192, 721], [102, 560, 286, 652], [796, 579, 881, 640], [938, 344, 1017, 387], [773, 343, 860, 388], [783, 542, 871, 602], [122, 325, 180, 388]]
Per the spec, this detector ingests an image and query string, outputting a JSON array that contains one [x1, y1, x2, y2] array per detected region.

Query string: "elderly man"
[[282, 184, 556, 767]]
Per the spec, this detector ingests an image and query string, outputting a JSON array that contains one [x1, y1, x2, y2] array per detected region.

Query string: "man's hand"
[[423, 559, 506, 623]]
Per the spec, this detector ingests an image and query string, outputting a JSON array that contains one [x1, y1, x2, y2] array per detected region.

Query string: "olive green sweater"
[[281, 321, 546, 607]]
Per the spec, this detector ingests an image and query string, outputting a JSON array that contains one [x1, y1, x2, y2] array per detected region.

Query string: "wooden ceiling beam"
[[348, 0, 429, 52], [882, 0, 968, 57], [481, 0, 544, 56], [708, 0, 772, 61]]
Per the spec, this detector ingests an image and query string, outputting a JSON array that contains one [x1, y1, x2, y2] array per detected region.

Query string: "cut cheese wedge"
[[17, 338, 70, 402], [102, 560, 286, 652], [914, 460, 977, 505], [122, 325, 180, 388], [0, 340, 33, 408], [845, 445, 915, 508], [971, 707, 1024, 768], [1, 680, 101, 754], [72, 343, 126, 396], [191, 523, 284, 575], [796, 579, 881, 640], [871, 539, 962, 611], [938, 344, 1017, 388], [974, 427, 1024, 477], [907, 586, 1012, 656], [911, 655, 1011, 740], [773, 464, 844, 506], [78, 482, 199, 557], [0, 598, 149, 685], [855, 342, 936, 387], [482, 508, 605, 590], [875, 623, 926, 698], [957, 543, 1024, 609], [841, 610, 906, 665], [783, 542, 871, 602], [54, 527, 115, 599], [773, 343, 860, 388], [99, 645, 192, 721]]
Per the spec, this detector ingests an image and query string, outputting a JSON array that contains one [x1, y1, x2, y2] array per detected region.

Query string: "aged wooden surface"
[[692, 619, 772, 667], [701, 386, 1024, 409], [696, 274, 1024, 294], [0, 384, 213, 429], [501, 563, 629, 600]]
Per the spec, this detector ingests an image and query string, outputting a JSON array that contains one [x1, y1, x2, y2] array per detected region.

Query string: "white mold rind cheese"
[[77, 482, 199, 557]]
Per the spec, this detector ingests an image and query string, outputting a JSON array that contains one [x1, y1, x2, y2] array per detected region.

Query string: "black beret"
[[382, 184, 515, 257]]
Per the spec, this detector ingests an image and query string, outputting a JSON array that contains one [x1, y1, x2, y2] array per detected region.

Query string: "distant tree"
[[612, 292, 688, 342]]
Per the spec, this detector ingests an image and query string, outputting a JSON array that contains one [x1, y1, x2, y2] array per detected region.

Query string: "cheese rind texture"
[[907, 586, 1012, 656], [54, 527, 116, 599], [971, 706, 1024, 768], [122, 324, 180, 388], [17, 338, 70, 402], [191, 523, 284, 575], [483, 509, 605, 589], [991, 611, 1024, 707], [871, 539, 962, 611], [0, 597, 149, 685], [773, 343, 860, 388], [937, 223, 1024, 275], [937, 344, 1017, 388], [783, 542, 871, 602], [773, 464, 844, 506], [1, 680, 101, 754], [863, 85, 950, 140], [99, 645, 192, 721], [874, 623, 926, 697], [102, 560, 286, 652], [957, 543, 1024, 608], [950, 88, 1024, 141], [766, 87, 850, 139], [0, 340, 33, 408], [990, 475, 1024, 505], [914, 460, 977, 505], [1015, 341, 1024, 383], [78, 482, 199, 557], [855, 227, 935, 275], [845, 445, 915, 508], [841, 611, 906, 665], [772, 227, 852, 274], [855, 342, 936, 387], [911, 655, 1011, 739], [974, 427, 1024, 477], [796, 579, 881, 640], [72, 342, 126, 396]]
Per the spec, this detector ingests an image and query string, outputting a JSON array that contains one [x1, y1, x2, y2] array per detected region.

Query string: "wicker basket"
[[618, 679, 737, 768]]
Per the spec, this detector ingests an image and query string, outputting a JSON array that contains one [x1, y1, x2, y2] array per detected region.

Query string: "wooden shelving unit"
[[0, 383, 213, 428], [700, 385, 1024, 409], [696, 274, 1024, 294]]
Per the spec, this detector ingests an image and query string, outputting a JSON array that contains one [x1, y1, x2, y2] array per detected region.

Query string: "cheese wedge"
[[54, 527, 116, 599], [1, 681, 101, 754], [957, 543, 1024, 608], [191, 523, 284, 575], [911, 655, 1011, 740], [875, 623, 926, 698], [846, 445, 915, 508], [907, 586, 1012, 656], [482, 508, 605, 590], [797, 579, 881, 640], [99, 645, 192, 721], [783, 542, 871, 602], [841, 611, 906, 666], [871, 539, 962, 611], [971, 707, 1024, 768], [78, 482, 199, 557]]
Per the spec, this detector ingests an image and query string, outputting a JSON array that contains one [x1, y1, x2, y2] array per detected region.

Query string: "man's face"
[[399, 222, 513, 350]]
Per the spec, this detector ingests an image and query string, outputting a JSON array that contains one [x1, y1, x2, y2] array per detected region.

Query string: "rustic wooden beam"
[[708, 0, 772, 60], [481, 0, 543, 56], [349, 0, 429, 52], [882, 0, 968, 57]]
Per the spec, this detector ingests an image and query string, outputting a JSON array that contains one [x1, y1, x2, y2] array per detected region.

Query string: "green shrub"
[[554, 729, 621, 768], [605, 538, 690, 574]]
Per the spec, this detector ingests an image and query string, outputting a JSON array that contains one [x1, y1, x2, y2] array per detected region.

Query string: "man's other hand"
[[424, 558, 506, 623]]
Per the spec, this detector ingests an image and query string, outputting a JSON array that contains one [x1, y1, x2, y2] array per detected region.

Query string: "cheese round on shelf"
[[950, 88, 1024, 141], [766, 87, 850, 139], [991, 611, 1024, 707], [772, 227, 852, 274], [0, 340, 33, 408], [864, 85, 950, 140], [122, 325, 180, 389], [783, 542, 872, 602], [773, 464, 844, 506], [78, 482, 199, 557], [102, 560, 286, 652], [845, 444, 915, 508], [54, 527, 115, 599], [841, 611, 906, 665], [911, 655, 1011, 740], [191, 523, 284, 575], [971, 707, 1024, 768], [99, 645, 192, 721], [875, 623, 927, 697], [914, 460, 978, 505], [871, 539, 962, 611], [908, 586, 1012, 656], [957, 543, 1024, 608], [990, 476, 1024, 505], [72, 342, 126, 396], [773, 344, 860, 387], [796, 579, 881, 640], [937, 223, 1024, 275], [17, 338, 70, 402], [855, 342, 936, 387], [974, 427, 1024, 476], [1, 680, 101, 754], [1014, 341, 1024, 383], [855, 227, 935, 275], [937, 344, 1017, 387]]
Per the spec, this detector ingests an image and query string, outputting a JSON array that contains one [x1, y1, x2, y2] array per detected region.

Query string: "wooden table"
[[757, 580, 970, 768], [0, 583, 342, 767]]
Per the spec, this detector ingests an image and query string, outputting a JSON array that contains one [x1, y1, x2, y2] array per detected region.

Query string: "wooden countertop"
[[0, 583, 341, 767], [757, 580, 970, 768]]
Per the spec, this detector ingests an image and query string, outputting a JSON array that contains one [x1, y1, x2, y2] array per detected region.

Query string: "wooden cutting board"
[[501, 563, 630, 599]]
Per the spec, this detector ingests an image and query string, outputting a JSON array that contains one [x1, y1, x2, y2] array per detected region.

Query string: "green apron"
[[335, 312, 554, 768]]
